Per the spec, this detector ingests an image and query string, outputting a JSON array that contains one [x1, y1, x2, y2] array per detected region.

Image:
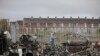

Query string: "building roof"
[[24, 17, 100, 24]]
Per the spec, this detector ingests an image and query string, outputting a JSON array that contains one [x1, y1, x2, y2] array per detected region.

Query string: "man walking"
[[49, 32, 55, 49]]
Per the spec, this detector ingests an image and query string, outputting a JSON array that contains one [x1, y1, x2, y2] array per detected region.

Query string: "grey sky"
[[0, 0, 100, 21]]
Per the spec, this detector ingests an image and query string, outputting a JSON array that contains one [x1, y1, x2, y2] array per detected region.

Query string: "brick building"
[[16, 17, 100, 36]]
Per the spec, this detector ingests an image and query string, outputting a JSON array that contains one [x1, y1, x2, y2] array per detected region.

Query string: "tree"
[[0, 19, 9, 31]]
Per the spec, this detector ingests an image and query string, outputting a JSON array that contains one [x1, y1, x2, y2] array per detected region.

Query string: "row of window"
[[17, 23, 100, 28], [17, 28, 99, 34]]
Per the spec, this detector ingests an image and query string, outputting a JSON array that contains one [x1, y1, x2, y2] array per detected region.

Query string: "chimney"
[[31, 16, 33, 18], [85, 16, 87, 19], [78, 16, 80, 19], [92, 17, 94, 19], [39, 16, 41, 18], [63, 16, 65, 18], [47, 16, 49, 18], [70, 16, 72, 19], [55, 16, 57, 18]]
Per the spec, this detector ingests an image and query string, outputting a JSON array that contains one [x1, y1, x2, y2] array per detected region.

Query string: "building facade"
[[16, 17, 100, 37]]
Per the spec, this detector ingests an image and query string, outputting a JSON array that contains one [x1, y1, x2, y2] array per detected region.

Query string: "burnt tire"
[[26, 53, 33, 56]]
